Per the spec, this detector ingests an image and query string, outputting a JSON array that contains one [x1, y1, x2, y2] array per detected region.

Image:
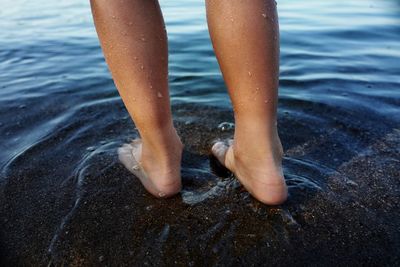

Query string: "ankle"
[[234, 126, 282, 157], [139, 126, 182, 170], [140, 123, 182, 152]]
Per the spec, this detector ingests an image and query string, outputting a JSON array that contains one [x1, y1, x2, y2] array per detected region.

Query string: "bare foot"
[[211, 138, 288, 205], [118, 132, 183, 198]]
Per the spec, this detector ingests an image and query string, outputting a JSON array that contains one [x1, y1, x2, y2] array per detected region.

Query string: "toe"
[[118, 143, 136, 170], [130, 139, 142, 161], [211, 142, 229, 166], [118, 141, 143, 175]]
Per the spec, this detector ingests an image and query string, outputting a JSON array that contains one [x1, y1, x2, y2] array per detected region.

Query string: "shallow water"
[[1, 0, 399, 265]]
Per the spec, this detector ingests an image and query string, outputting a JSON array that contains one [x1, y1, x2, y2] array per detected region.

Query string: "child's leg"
[[90, 0, 182, 197], [206, 0, 287, 204]]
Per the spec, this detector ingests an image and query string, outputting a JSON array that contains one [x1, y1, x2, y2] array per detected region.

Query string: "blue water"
[[1, 0, 399, 165], [1, 0, 399, 265]]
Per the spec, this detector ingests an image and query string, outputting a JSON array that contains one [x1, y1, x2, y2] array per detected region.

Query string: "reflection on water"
[[0, 0, 399, 265]]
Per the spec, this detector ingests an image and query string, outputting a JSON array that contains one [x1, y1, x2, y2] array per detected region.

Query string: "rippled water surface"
[[1, 0, 399, 265]]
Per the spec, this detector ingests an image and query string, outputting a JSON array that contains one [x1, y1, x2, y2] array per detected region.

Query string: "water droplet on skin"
[[248, 71, 252, 77], [141, 37, 146, 41], [134, 56, 138, 60], [256, 87, 260, 92], [111, 15, 116, 20], [262, 13, 267, 18], [158, 192, 166, 197], [140, 65, 144, 70], [264, 99, 270, 103], [150, 85, 153, 89], [157, 92, 163, 98]]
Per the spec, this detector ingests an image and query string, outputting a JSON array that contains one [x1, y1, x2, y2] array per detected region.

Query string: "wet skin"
[[91, 0, 288, 204]]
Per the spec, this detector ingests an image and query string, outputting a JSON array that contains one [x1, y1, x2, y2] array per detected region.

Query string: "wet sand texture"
[[1, 104, 399, 266]]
